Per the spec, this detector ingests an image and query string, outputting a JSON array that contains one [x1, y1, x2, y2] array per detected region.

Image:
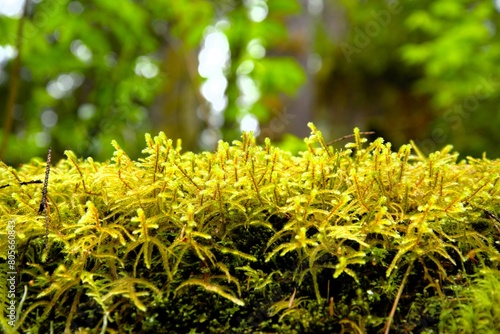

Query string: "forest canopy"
[[1, 0, 500, 164]]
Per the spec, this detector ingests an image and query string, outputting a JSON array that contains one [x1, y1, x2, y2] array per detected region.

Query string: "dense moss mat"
[[1, 124, 500, 333]]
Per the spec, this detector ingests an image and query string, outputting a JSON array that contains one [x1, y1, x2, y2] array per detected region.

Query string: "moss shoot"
[[1, 124, 499, 333]]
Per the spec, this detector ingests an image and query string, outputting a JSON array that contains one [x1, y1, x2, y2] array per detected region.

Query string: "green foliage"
[[0, 125, 499, 332], [0, 0, 305, 164], [397, 0, 500, 156], [3, 0, 500, 166], [440, 269, 500, 334], [313, 0, 500, 157], [401, 0, 499, 106]]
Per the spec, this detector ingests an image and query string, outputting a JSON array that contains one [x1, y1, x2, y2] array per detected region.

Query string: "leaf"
[[175, 278, 244, 306], [254, 57, 306, 95], [217, 246, 257, 262]]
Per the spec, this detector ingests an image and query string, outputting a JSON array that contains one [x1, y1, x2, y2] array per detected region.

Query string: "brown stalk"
[[383, 259, 414, 334], [0, 0, 28, 159]]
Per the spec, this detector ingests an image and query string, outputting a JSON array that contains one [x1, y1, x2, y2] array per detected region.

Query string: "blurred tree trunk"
[[282, 0, 315, 139], [260, 0, 316, 140], [152, 37, 206, 151], [313, 0, 435, 147]]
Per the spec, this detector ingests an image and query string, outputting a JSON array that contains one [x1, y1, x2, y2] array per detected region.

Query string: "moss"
[[0, 124, 499, 333], [439, 269, 500, 333]]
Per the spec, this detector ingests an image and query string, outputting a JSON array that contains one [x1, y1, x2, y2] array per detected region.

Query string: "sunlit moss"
[[0, 124, 499, 333]]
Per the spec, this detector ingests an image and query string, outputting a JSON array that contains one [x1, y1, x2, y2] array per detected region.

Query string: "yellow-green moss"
[[0, 124, 499, 333]]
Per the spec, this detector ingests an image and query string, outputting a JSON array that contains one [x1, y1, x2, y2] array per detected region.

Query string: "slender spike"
[[288, 288, 297, 308], [328, 131, 375, 144], [38, 147, 51, 248], [38, 147, 51, 214]]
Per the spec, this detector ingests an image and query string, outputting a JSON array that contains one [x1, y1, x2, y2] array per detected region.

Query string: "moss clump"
[[1, 124, 499, 333]]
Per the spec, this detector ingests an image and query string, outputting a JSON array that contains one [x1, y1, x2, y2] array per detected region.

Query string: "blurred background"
[[1, 0, 500, 165]]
